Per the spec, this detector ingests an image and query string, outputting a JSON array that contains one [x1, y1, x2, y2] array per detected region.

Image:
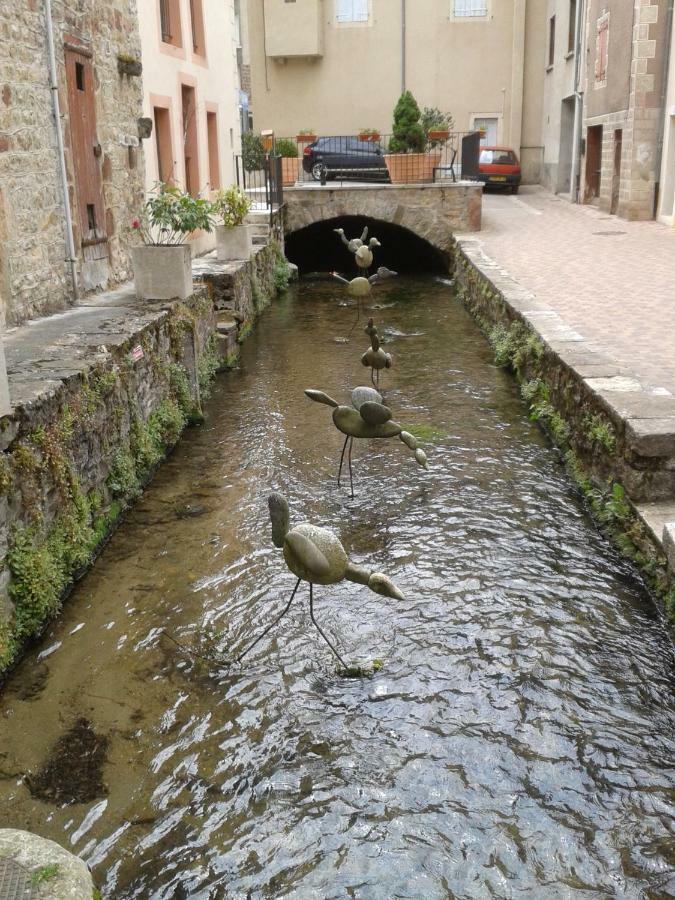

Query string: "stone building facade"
[[0, 0, 146, 326], [580, 0, 672, 220]]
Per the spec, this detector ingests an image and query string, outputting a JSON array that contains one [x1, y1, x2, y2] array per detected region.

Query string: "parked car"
[[477, 146, 521, 193], [302, 137, 390, 182]]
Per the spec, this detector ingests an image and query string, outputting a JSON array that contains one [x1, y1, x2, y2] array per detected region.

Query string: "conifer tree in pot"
[[385, 91, 440, 184]]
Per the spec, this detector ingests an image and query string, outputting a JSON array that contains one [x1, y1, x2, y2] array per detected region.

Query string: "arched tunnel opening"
[[284, 216, 449, 278]]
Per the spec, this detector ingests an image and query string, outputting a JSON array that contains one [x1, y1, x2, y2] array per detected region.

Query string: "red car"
[[478, 146, 521, 193]]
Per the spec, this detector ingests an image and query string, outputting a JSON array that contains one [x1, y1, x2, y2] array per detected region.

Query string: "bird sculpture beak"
[[368, 572, 405, 601]]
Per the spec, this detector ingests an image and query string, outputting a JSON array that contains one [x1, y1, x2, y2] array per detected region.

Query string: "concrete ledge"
[[0, 829, 94, 898]]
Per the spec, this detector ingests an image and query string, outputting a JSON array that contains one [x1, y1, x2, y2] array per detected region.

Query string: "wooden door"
[[65, 44, 108, 261]]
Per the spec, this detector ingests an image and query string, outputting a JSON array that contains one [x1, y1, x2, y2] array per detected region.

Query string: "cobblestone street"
[[474, 186, 675, 396]]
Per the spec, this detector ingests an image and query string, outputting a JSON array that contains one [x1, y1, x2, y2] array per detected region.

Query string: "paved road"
[[475, 187, 675, 396]]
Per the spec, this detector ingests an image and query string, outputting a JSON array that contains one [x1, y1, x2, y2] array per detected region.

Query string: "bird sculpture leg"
[[370, 367, 377, 388], [348, 300, 362, 336], [347, 437, 355, 499], [337, 435, 349, 487], [309, 583, 348, 668], [235, 577, 301, 663]]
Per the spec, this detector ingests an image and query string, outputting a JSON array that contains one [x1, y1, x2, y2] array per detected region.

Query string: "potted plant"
[[275, 138, 300, 186], [359, 128, 381, 142], [384, 91, 441, 184], [211, 185, 253, 261], [296, 129, 317, 143], [422, 107, 454, 145], [117, 53, 143, 77], [131, 185, 213, 300]]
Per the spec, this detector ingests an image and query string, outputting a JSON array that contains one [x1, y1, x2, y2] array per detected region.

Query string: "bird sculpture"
[[235, 493, 405, 667], [334, 226, 369, 255], [331, 266, 398, 332], [305, 385, 428, 497], [361, 318, 392, 387]]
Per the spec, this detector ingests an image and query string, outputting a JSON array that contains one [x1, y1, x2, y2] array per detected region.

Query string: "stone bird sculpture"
[[334, 226, 369, 254], [331, 266, 398, 333], [361, 318, 392, 386], [235, 493, 405, 667], [305, 385, 428, 497]]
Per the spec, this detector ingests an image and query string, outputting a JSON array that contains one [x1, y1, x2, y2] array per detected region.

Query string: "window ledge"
[[546, 64, 554, 72], [564, 50, 575, 59]]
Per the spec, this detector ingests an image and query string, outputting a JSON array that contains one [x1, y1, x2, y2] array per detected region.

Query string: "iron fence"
[[258, 131, 482, 188], [234, 153, 284, 234]]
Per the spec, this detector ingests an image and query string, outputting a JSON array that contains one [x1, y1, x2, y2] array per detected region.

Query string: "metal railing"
[[261, 132, 482, 187], [234, 153, 285, 234]]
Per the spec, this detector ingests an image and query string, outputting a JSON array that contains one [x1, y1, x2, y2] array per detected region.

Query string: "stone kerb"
[[283, 183, 482, 253], [0, 829, 94, 898]]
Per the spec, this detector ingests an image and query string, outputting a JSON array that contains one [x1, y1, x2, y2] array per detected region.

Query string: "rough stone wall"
[[0, 0, 145, 326], [0, 290, 216, 676], [283, 184, 482, 257]]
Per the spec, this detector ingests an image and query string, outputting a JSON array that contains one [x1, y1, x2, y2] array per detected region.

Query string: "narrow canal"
[[1, 279, 674, 898]]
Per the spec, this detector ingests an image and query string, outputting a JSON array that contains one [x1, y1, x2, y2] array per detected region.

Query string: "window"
[[189, 0, 205, 55], [181, 85, 199, 195], [160, 0, 182, 47], [75, 61, 85, 91], [568, 0, 577, 53], [453, 0, 488, 17], [335, 0, 368, 23], [206, 111, 220, 190], [479, 149, 517, 165], [548, 15, 555, 67], [595, 13, 609, 87]]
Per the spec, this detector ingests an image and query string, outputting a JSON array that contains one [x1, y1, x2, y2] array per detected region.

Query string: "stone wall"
[[453, 236, 675, 615], [0, 242, 286, 680], [0, 0, 145, 325], [284, 183, 482, 258]]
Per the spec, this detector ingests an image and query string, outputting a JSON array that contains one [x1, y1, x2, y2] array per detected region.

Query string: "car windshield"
[[480, 149, 518, 165]]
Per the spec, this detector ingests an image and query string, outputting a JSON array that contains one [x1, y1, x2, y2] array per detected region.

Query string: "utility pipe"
[[401, 0, 406, 93], [653, 0, 674, 217], [44, 0, 79, 300], [569, 0, 586, 202]]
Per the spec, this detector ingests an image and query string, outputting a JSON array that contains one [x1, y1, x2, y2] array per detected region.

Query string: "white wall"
[[658, 29, 675, 224]]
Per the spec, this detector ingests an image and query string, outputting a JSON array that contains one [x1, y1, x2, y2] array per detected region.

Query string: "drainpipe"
[[44, 0, 79, 300], [401, 0, 406, 93], [570, 0, 586, 202], [653, 0, 674, 217]]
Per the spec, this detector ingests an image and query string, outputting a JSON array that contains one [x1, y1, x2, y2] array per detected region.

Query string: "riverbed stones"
[[0, 830, 94, 899]]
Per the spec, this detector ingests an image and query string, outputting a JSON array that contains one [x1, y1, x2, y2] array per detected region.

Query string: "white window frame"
[[451, 0, 489, 19], [335, 0, 369, 25]]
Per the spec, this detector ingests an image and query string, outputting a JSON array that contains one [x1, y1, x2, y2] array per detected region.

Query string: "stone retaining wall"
[[0, 242, 284, 680], [453, 236, 675, 614]]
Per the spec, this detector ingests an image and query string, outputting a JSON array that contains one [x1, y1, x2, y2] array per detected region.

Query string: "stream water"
[[0, 279, 674, 899]]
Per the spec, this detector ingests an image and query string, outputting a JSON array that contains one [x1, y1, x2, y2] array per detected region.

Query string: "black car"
[[301, 137, 390, 182]]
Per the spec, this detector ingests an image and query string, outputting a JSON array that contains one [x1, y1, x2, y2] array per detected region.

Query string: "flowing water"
[[0, 279, 674, 899]]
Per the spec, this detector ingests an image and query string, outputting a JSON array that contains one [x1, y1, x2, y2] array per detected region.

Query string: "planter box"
[[132, 244, 193, 300], [281, 157, 300, 186], [384, 152, 442, 184], [296, 134, 316, 143], [427, 130, 449, 141], [216, 224, 252, 261], [359, 133, 380, 143]]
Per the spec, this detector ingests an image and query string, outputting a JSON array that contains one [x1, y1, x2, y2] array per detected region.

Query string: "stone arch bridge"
[[282, 182, 482, 274]]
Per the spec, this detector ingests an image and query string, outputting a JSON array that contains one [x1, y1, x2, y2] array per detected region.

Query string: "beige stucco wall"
[[657, 28, 675, 223], [248, 0, 546, 180], [539, 0, 579, 193], [139, 0, 242, 251]]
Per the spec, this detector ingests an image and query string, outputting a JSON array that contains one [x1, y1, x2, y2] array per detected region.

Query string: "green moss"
[[0, 454, 11, 494], [31, 864, 60, 885], [13, 444, 42, 474], [583, 412, 617, 453], [401, 424, 444, 442], [197, 335, 219, 401], [107, 449, 139, 499], [0, 617, 16, 672], [273, 257, 292, 293], [222, 349, 240, 369], [93, 890, 103, 900], [237, 320, 253, 344]]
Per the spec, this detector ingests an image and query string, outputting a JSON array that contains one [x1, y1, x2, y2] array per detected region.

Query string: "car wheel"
[[311, 162, 325, 182]]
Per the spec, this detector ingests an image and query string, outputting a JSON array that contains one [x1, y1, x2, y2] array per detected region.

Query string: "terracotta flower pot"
[[132, 244, 193, 300], [427, 129, 449, 141], [384, 152, 442, 184], [281, 157, 300, 186], [359, 133, 380, 143], [216, 224, 252, 261], [296, 134, 317, 143]]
